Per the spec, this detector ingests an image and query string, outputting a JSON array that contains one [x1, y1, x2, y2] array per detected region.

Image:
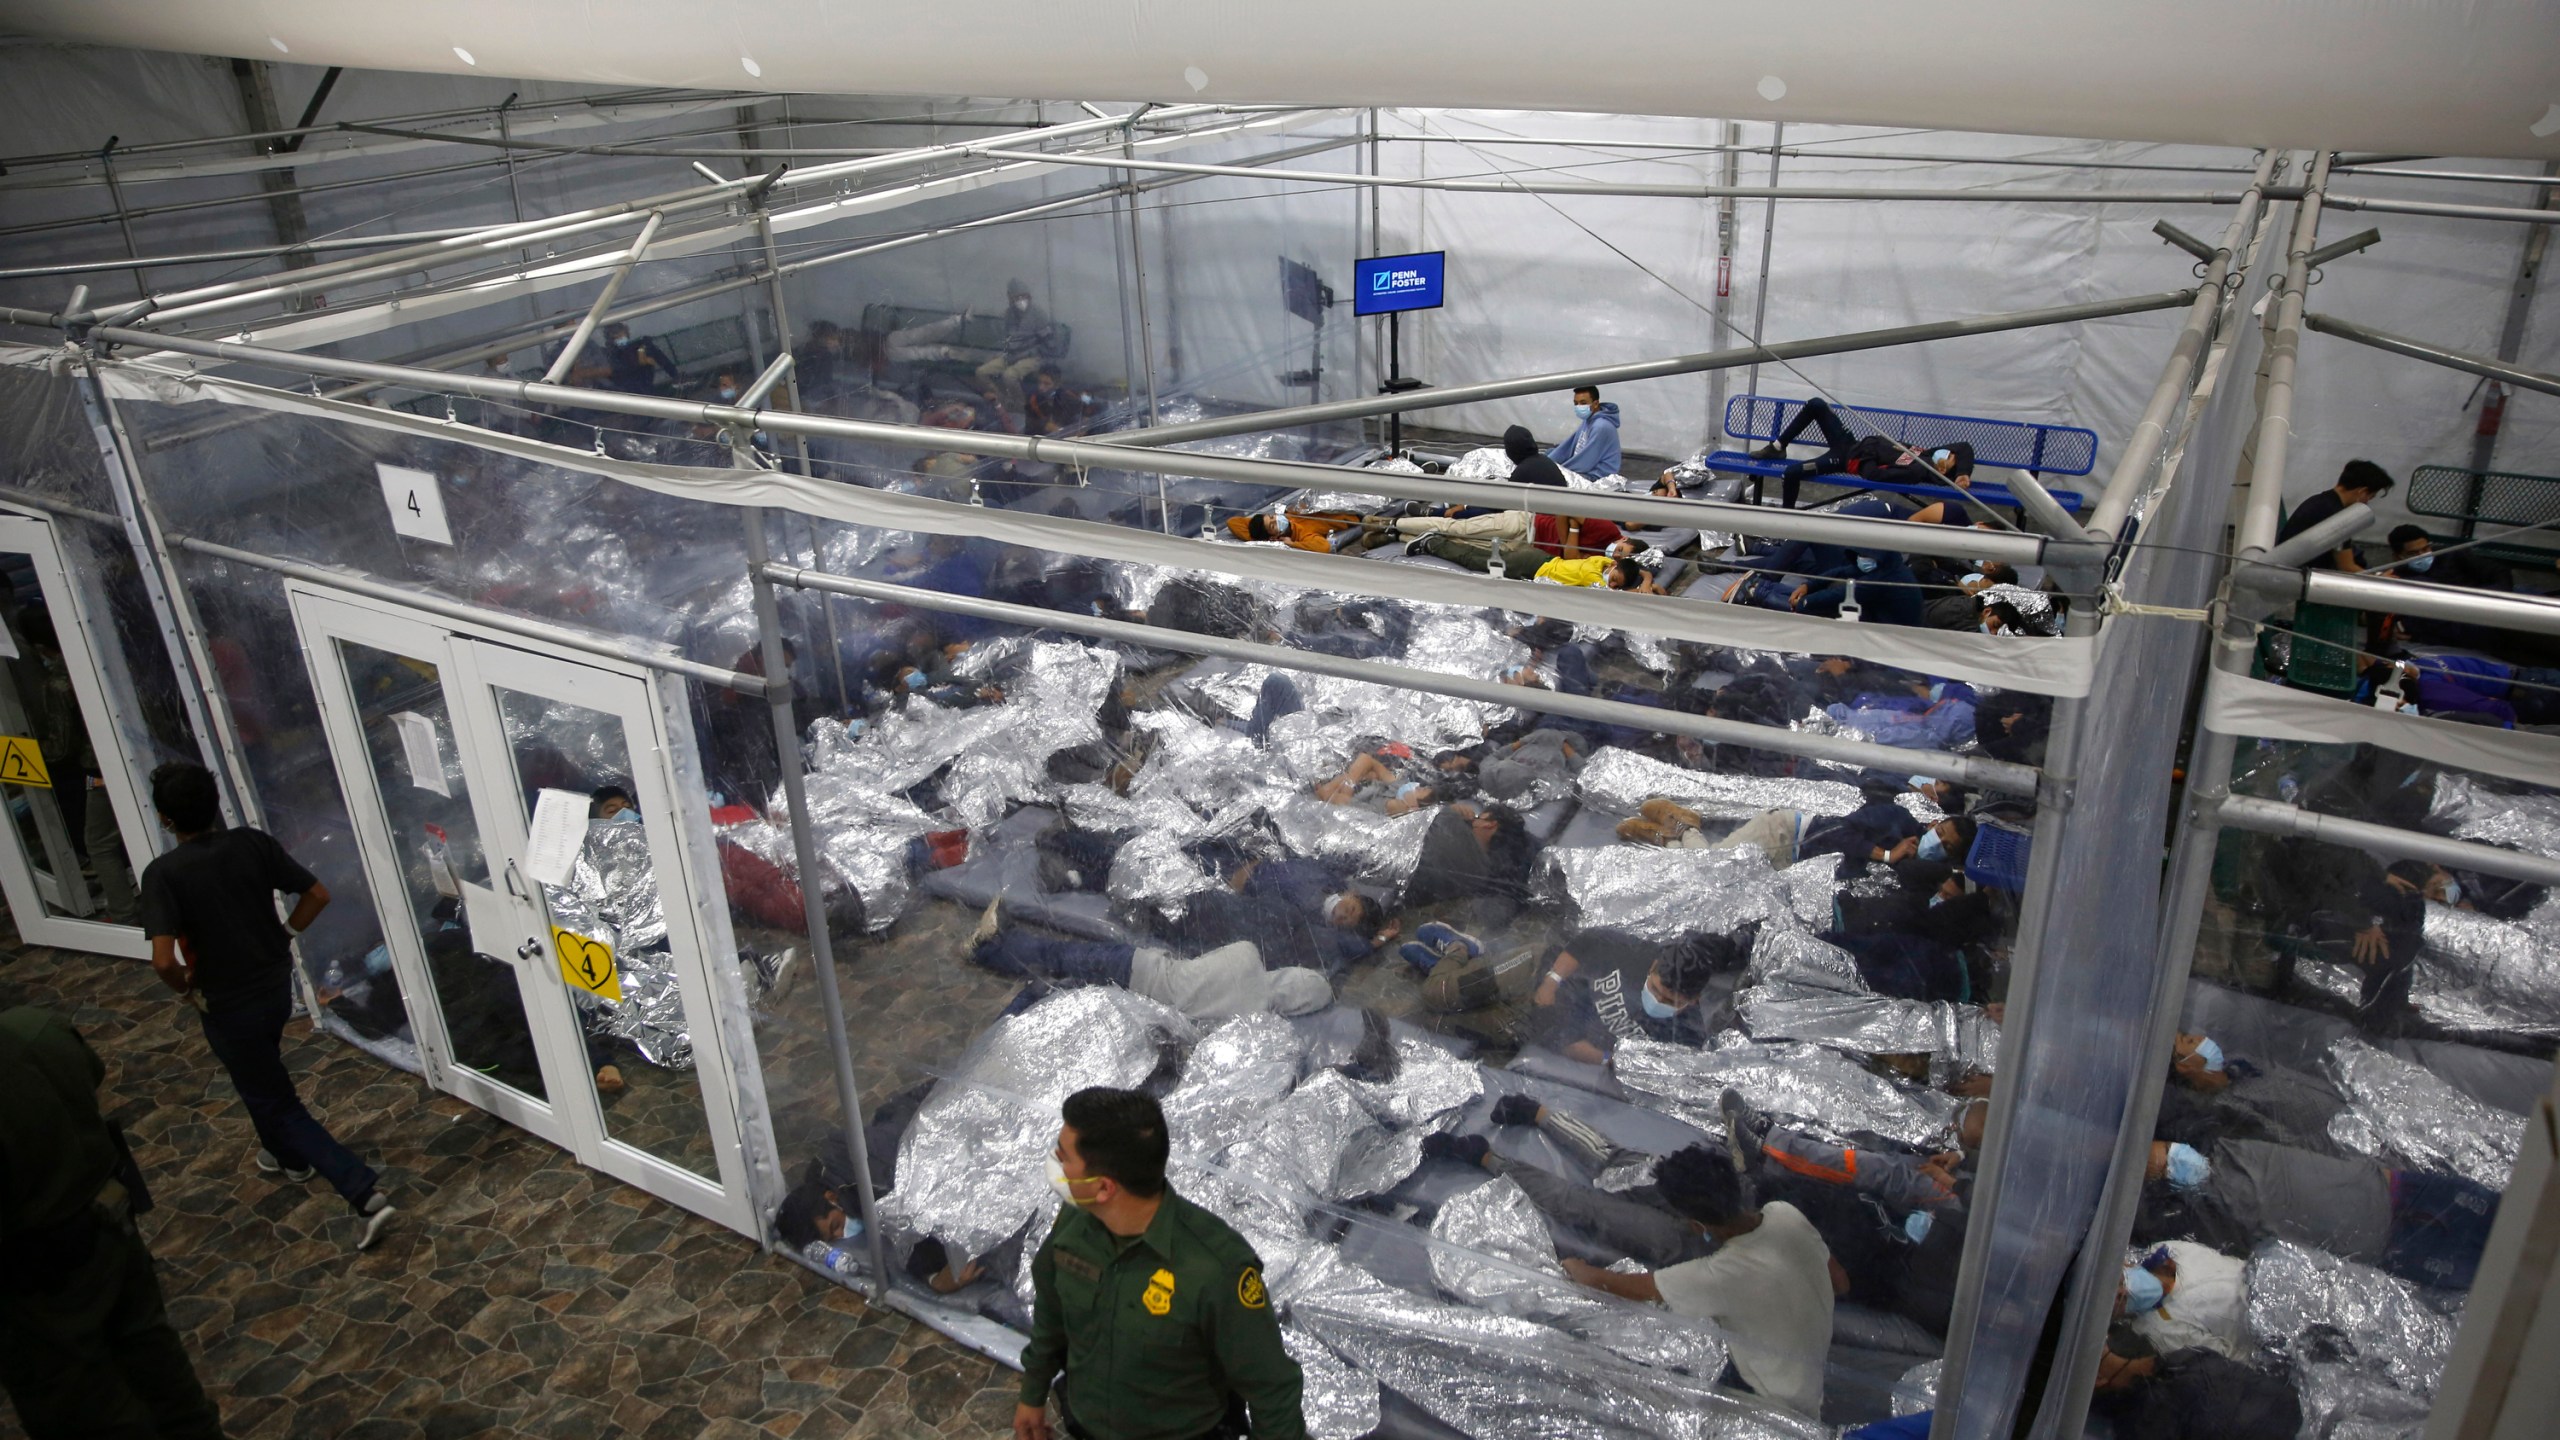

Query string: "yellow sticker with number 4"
[[553, 926, 622, 1003]]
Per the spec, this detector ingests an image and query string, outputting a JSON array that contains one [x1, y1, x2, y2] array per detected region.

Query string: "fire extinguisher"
[[2476, 381, 2507, 440]]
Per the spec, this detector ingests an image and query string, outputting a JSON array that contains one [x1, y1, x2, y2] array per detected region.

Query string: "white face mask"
[[1047, 1153, 1098, 1206]]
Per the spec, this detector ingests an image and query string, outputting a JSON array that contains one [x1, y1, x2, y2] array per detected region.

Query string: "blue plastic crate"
[[1964, 820, 2033, 893]]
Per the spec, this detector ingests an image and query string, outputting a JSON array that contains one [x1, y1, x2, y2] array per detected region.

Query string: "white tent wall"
[[1377, 113, 2559, 549]]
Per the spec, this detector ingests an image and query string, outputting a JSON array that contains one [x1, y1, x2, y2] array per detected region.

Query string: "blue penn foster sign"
[[1353, 251, 1447, 316]]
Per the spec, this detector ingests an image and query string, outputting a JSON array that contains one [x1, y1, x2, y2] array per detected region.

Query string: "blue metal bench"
[[1702, 395, 2099, 511]]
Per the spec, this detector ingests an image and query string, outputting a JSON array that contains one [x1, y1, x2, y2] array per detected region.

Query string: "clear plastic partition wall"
[[2, 352, 2094, 1436]]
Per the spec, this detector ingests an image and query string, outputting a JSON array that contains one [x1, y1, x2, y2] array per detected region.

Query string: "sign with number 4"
[[376, 462, 453, 546]]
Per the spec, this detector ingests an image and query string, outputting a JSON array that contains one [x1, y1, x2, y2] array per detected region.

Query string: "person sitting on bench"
[[2273, 459, 2393, 572], [1751, 398, 1976, 508]]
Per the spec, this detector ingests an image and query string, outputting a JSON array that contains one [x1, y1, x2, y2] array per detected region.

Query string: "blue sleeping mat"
[[919, 805, 1133, 943]]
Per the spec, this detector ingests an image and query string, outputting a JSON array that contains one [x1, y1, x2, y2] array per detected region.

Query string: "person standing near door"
[[0, 1005, 226, 1439], [137, 761, 398, 1251]]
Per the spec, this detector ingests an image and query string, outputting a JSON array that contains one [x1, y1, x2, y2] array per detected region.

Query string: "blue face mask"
[[1638, 982, 1682, 1021], [610, 806, 641, 826], [1854, 554, 1879, 573], [612, 334, 632, 348], [718, 386, 740, 402], [1917, 829, 1947, 863], [1961, 572, 1986, 588], [1928, 682, 1948, 702], [2164, 1142, 2210, 1190], [1904, 1210, 1934, 1243], [902, 668, 928, 690], [2440, 880, 2461, 907], [1574, 403, 1593, 420], [2192, 1037, 2225, 1073], [1982, 620, 2000, 636], [1909, 775, 1936, 790], [2122, 1265, 2165, 1314], [2405, 553, 2434, 573]]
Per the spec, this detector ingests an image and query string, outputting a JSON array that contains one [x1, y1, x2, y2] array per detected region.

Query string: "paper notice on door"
[[523, 787, 592, 888], [390, 711, 449, 797]]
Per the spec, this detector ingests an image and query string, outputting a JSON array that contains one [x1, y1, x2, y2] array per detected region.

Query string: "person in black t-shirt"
[[2272, 459, 2394, 572], [1527, 929, 1733, 1061], [137, 762, 397, 1251]]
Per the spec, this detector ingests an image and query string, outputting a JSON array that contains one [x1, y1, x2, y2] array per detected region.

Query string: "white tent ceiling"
[[9, 0, 2560, 160]]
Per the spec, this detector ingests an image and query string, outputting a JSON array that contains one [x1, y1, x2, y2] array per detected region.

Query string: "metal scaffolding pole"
[[965, 144, 2258, 207], [738, 505, 896, 1297], [6, 305, 2089, 571], [759, 564, 2043, 794], [2080, 151, 2282, 542], [1704, 120, 1742, 448], [538, 211, 666, 384], [2236, 152, 2336, 561], [2466, 162, 2558, 487], [1106, 287, 2196, 448], [2301, 310, 2560, 400], [1744, 122, 1784, 405], [124, 135, 1370, 453], [68, 357, 255, 830], [1123, 113, 1163, 428]]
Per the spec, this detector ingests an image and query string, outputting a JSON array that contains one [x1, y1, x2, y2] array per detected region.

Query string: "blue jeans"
[[970, 932, 1135, 989], [198, 982, 378, 1208], [2384, 1168, 2499, 1289], [1242, 674, 1305, 741]]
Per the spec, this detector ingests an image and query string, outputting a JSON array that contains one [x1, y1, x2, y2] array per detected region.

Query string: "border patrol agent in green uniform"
[[1016, 1087, 1304, 1440], [0, 1006, 224, 1439]]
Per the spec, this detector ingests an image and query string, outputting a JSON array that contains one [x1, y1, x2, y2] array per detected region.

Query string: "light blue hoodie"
[[1549, 400, 1622, 479]]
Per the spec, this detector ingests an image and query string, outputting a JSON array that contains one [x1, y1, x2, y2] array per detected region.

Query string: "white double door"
[[0, 513, 162, 959], [290, 583, 761, 1235]]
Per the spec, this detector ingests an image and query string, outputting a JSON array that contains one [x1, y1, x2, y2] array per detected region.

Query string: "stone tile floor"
[[0, 926, 1021, 1440]]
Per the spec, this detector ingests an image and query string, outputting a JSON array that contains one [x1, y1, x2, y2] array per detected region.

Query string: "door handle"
[[517, 938, 545, 962], [504, 859, 529, 901]]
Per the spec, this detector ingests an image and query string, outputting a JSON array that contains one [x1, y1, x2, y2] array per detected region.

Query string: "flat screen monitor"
[[1353, 251, 1446, 316]]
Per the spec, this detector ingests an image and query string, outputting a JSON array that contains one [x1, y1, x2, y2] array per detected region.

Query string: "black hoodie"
[[1502, 425, 1569, 488]]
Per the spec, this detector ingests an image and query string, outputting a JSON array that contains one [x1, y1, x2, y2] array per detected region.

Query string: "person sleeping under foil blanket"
[[1029, 828, 1397, 975], [1421, 1136, 1835, 1420], [1427, 1088, 1985, 1339], [2132, 1135, 2500, 1289], [963, 906, 1335, 1024], [2151, 1030, 2353, 1157]]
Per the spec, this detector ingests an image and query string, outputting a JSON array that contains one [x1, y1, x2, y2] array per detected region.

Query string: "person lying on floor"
[[1614, 793, 1974, 872], [1828, 681, 1979, 751], [1225, 508, 1364, 551], [965, 908, 1334, 1023], [1470, 727, 1586, 802], [1145, 853, 1399, 974], [2085, 1325, 2303, 1440], [1310, 742, 1480, 814], [1785, 545, 1925, 625], [2151, 1032, 2350, 1158], [1535, 552, 1665, 592], [1416, 512, 1629, 575], [2369, 654, 2560, 728], [1920, 562, 2021, 629], [2133, 1136, 2501, 1289], [2116, 1240, 2251, 1359], [1524, 929, 1735, 1062], [1403, 800, 1540, 923]]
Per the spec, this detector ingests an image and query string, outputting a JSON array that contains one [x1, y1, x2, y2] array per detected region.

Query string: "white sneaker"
[[355, 1192, 397, 1251], [255, 1149, 316, 1183]]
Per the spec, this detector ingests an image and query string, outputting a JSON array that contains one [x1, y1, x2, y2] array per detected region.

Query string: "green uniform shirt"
[[0, 1007, 118, 1237], [1020, 1187, 1305, 1440]]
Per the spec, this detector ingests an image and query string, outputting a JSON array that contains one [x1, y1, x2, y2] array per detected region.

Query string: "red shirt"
[[1533, 513, 1623, 557]]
